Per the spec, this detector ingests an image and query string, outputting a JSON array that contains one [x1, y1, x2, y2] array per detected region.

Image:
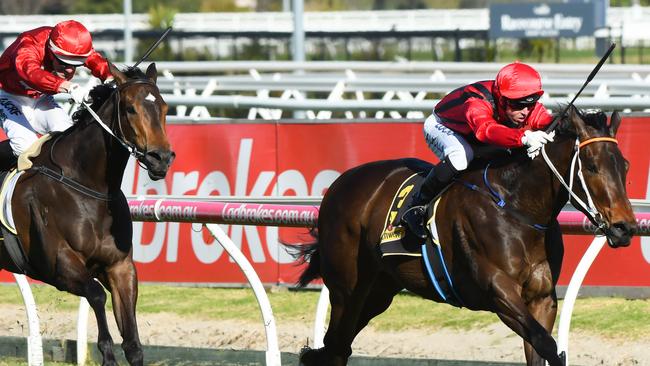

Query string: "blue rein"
[[456, 163, 548, 231]]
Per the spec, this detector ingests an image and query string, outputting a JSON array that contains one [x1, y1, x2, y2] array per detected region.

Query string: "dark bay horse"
[[0, 63, 174, 365], [296, 106, 637, 366]]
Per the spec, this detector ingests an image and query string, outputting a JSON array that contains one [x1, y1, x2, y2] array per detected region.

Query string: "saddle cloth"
[[0, 169, 24, 234], [379, 172, 441, 255], [0, 135, 52, 274], [0, 134, 51, 233], [378, 172, 462, 307]]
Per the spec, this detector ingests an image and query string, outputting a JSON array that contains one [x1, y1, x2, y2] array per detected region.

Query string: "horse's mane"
[[71, 66, 148, 127], [555, 104, 610, 137]]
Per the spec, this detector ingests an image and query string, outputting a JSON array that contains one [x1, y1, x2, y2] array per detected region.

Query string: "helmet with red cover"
[[495, 62, 544, 102], [48, 20, 93, 66]]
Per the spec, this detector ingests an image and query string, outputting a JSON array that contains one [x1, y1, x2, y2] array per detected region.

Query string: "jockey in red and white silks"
[[0, 20, 112, 163], [403, 62, 556, 239]]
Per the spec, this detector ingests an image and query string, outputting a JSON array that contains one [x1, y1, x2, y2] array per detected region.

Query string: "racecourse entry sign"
[[489, 2, 597, 39]]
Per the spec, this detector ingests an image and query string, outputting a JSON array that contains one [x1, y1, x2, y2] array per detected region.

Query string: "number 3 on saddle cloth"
[[380, 173, 464, 307], [0, 135, 53, 274]]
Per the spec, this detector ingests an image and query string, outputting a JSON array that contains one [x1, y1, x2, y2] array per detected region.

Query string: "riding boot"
[[0, 139, 17, 174], [401, 157, 458, 239]]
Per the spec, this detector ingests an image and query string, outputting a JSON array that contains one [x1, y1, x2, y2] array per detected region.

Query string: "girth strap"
[[1, 226, 34, 274], [31, 166, 113, 201]]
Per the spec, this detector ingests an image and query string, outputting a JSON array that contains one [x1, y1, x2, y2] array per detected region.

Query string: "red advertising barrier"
[[1, 118, 649, 286]]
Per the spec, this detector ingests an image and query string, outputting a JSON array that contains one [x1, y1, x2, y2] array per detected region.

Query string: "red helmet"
[[48, 20, 93, 66], [495, 62, 544, 100]]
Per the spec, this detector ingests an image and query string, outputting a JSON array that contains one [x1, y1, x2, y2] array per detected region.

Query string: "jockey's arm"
[[84, 51, 112, 82], [14, 39, 67, 94], [527, 104, 554, 130], [465, 100, 526, 148]]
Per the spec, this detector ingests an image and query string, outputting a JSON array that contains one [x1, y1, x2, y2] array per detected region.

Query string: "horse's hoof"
[[299, 346, 320, 366]]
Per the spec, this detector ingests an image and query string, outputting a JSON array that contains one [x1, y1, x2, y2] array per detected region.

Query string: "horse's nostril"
[[146, 149, 174, 165], [146, 151, 162, 162], [613, 221, 636, 236]]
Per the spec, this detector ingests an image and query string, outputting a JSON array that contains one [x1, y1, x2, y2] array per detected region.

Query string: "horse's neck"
[[66, 115, 130, 192], [494, 136, 576, 223]]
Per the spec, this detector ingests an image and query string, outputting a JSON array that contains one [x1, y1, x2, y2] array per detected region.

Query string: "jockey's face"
[[49, 53, 77, 79], [504, 99, 533, 126]]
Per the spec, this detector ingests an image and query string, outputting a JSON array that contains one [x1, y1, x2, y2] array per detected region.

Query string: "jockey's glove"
[[67, 83, 87, 104], [521, 130, 555, 158]]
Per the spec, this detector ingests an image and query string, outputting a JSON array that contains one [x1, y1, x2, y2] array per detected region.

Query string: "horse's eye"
[[126, 106, 136, 114], [585, 164, 598, 174]]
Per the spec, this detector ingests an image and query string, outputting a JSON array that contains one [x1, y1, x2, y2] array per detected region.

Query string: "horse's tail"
[[285, 228, 321, 287]]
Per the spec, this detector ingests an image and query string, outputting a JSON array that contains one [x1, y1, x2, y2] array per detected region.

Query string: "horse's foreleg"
[[103, 258, 143, 366], [491, 273, 562, 366], [524, 295, 558, 366], [56, 250, 117, 366]]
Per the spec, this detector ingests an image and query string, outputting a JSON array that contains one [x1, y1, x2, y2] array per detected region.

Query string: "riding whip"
[[133, 26, 173, 68], [545, 43, 616, 133]]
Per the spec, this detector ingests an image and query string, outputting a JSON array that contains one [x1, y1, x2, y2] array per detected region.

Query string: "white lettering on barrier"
[[192, 223, 227, 264], [132, 166, 168, 263], [641, 170, 650, 264], [230, 139, 268, 263], [166, 172, 199, 262], [124, 137, 340, 265]]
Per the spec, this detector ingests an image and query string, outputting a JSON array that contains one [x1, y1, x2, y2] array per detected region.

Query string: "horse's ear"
[[569, 105, 589, 138], [146, 63, 158, 83], [609, 111, 622, 136], [109, 63, 128, 84]]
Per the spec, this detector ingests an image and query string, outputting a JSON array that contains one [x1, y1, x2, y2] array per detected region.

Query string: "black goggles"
[[506, 94, 540, 110]]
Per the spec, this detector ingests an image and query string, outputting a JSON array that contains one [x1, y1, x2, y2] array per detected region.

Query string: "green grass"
[[1, 284, 650, 341]]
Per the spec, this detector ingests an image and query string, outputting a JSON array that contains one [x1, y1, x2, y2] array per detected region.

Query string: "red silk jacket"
[[434, 80, 553, 148], [0, 26, 110, 98]]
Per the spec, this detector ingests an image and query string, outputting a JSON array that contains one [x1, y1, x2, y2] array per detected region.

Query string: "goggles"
[[506, 94, 541, 110]]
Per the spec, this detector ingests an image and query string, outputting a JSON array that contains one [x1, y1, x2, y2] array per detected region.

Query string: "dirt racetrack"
[[0, 304, 647, 365]]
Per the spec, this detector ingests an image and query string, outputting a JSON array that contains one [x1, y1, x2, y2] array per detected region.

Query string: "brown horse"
[[295, 106, 637, 366], [0, 63, 174, 365]]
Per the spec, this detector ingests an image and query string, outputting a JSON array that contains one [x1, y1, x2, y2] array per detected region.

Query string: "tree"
[[0, 0, 66, 14]]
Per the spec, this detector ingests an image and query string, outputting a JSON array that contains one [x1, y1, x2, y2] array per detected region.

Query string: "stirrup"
[[400, 206, 429, 239]]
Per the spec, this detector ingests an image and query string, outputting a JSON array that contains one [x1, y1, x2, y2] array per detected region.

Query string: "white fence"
[[61, 60, 650, 121]]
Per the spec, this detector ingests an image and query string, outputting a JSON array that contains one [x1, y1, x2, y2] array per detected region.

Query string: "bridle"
[[34, 77, 161, 201], [83, 78, 159, 162], [541, 135, 619, 237]]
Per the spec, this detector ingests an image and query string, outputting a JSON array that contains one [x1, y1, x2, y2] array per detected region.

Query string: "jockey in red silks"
[[402, 61, 556, 239], [0, 20, 112, 171]]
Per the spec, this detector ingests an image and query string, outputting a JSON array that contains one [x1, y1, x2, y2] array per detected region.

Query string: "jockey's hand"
[[521, 130, 555, 158], [67, 83, 87, 104]]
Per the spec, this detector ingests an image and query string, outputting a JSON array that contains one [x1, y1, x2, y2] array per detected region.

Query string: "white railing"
[[63, 62, 650, 120]]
